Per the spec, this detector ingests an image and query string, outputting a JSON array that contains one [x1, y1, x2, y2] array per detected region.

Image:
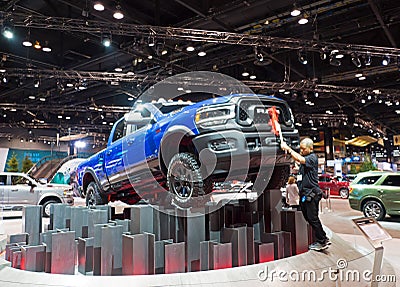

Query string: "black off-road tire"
[[42, 199, 60, 217], [167, 152, 212, 208], [85, 182, 107, 207]]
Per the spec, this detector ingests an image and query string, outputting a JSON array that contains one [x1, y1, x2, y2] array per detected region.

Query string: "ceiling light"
[[298, 49, 308, 64], [242, 71, 249, 77], [34, 79, 40, 88], [2, 26, 13, 39], [249, 75, 257, 79], [102, 34, 111, 47], [34, 41, 41, 49], [284, 91, 290, 95], [314, 92, 319, 97], [114, 67, 123, 72], [298, 14, 308, 25], [355, 73, 363, 78], [148, 36, 155, 47], [198, 51, 206, 57], [66, 83, 74, 87], [358, 76, 366, 80], [42, 41, 52, 52], [351, 53, 361, 68], [66, 116, 71, 120], [161, 49, 168, 55], [278, 89, 285, 93], [147, 55, 153, 59], [186, 46, 195, 52], [365, 53, 371, 66], [58, 115, 62, 119], [93, 2, 105, 11], [113, 5, 124, 19], [382, 55, 390, 66], [320, 50, 327, 60], [22, 37, 32, 47], [291, 6, 301, 17], [0, 68, 5, 73], [329, 56, 341, 67], [39, 97, 46, 102], [2, 76, 7, 83], [28, 95, 35, 100]]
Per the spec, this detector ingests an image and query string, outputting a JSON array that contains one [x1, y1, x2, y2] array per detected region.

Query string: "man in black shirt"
[[281, 138, 330, 251]]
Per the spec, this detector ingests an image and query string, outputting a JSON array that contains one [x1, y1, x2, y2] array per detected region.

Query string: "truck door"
[[104, 118, 127, 187], [7, 175, 38, 205]]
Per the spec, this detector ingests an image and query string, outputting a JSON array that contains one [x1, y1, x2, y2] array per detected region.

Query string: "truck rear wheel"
[[86, 182, 107, 206], [167, 152, 212, 208]]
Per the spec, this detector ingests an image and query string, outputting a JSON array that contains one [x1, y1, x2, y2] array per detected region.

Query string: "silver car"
[[0, 172, 74, 217]]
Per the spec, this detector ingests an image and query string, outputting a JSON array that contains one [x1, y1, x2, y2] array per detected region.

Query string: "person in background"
[[285, 176, 300, 210], [281, 138, 330, 251]]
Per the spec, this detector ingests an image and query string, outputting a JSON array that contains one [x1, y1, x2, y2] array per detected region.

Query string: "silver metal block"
[[154, 239, 173, 274], [185, 211, 205, 272], [87, 209, 108, 238], [51, 231, 76, 275], [21, 245, 46, 272], [78, 237, 94, 274], [122, 233, 155, 275], [113, 219, 131, 233], [22, 205, 42, 245], [213, 242, 232, 270], [100, 224, 123, 275], [11, 249, 22, 269], [130, 205, 156, 236], [70, 206, 89, 239], [50, 203, 68, 230], [165, 242, 185, 274], [9, 233, 29, 244], [40, 230, 58, 273], [222, 226, 247, 267]]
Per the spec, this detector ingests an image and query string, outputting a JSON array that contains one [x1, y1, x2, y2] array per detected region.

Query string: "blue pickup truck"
[[76, 94, 300, 208]]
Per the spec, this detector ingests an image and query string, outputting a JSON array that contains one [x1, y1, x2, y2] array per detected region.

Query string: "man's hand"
[[281, 141, 291, 152]]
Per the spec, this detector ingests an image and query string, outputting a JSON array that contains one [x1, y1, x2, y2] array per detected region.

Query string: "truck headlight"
[[195, 105, 235, 127]]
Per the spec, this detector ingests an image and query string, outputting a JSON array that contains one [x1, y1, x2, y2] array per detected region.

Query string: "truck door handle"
[[11, 189, 18, 192], [127, 139, 134, 146]]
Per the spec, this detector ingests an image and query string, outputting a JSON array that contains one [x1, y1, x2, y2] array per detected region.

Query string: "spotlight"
[[102, 33, 111, 47], [256, 52, 264, 62], [351, 53, 361, 68], [42, 41, 52, 52], [2, 76, 7, 83], [298, 50, 308, 64], [290, 4, 301, 17], [34, 41, 41, 49], [329, 56, 341, 67], [382, 55, 390, 66], [2, 26, 13, 39], [364, 53, 372, 66], [93, 2, 105, 11], [22, 36, 32, 47], [320, 50, 327, 60], [148, 36, 155, 47], [298, 14, 308, 25], [113, 5, 124, 19]]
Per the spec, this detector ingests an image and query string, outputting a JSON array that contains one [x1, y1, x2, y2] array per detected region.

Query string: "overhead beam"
[[3, 12, 400, 57], [367, 0, 397, 48]]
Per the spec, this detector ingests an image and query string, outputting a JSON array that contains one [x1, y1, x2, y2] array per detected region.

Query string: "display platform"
[[0, 231, 396, 286]]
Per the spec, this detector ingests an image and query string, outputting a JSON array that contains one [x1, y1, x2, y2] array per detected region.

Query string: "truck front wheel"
[[167, 152, 212, 207], [86, 182, 107, 206]]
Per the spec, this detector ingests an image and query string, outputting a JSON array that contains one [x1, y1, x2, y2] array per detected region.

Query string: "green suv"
[[349, 171, 400, 220]]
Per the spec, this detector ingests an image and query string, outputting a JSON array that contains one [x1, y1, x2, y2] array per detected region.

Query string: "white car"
[[0, 172, 74, 217]]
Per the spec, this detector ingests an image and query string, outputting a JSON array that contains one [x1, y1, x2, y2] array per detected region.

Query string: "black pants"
[[300, 193, 327, 243]]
